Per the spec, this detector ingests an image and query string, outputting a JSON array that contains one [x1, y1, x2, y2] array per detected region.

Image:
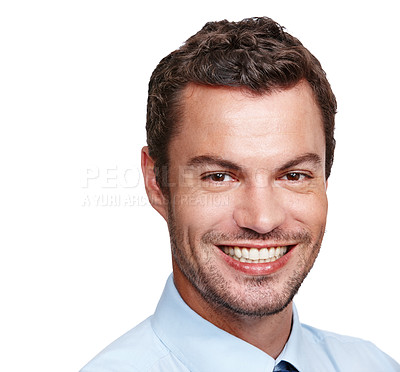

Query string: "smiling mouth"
[[219, 245, 293, 264]]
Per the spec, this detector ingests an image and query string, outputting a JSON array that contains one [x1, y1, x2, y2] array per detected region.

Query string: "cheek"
[[173, 193, 236, 234], [290, 191, 328, 231], [171, 186, 328, 237]]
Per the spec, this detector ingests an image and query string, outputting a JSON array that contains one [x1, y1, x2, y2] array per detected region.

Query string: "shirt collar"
[[275, 305, 306, 371], [151, 274, 307, 372]]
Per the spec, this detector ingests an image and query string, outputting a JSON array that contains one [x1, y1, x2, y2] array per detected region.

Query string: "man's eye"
[[203, 173, 235, 182], [282, 172, 308, 181]]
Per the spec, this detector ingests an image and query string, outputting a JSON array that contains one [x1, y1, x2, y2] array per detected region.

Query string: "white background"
[[1, 1, 399, 371]]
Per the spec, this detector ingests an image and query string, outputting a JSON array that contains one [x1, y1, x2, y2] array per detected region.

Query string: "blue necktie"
[[273, 360, 298, 372]]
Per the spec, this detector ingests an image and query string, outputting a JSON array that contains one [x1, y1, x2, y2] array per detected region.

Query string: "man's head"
[[142, 17, 336, 318], [146, 17, 336, 190]]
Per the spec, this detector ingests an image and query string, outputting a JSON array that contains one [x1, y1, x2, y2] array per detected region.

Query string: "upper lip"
[[217, 242, 296, 249]]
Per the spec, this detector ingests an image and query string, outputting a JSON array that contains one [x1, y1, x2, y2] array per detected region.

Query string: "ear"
[[141, 146, 168, 221]]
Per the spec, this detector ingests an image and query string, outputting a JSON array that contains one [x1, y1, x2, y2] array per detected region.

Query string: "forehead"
[[169, 81, 325, 166]]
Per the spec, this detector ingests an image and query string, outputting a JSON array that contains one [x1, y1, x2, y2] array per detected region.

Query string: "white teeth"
[[223, 245, 289, 263], [259, 248, 268, 259], [249, 248, 259, 260], [269, 247, 275, 258], [234, 247, 242, 258]]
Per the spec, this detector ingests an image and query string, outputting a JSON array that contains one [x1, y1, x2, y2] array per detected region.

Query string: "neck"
[[173, 266, 293, 359]]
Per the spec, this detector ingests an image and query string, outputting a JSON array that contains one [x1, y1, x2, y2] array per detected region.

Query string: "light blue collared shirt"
[[80, 275, 400, 372]]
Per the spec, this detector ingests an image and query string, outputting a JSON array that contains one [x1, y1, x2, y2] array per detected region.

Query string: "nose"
[[232, 184, 286, 235]]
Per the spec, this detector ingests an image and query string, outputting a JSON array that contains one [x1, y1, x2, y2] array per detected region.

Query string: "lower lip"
[[217, 246, 295, 276]]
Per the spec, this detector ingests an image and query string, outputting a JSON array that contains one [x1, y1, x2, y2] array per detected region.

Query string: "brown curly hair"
[[146, 17, 337, 188]]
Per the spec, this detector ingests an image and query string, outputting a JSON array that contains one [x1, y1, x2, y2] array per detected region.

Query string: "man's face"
[[164, 81, 327, 317]]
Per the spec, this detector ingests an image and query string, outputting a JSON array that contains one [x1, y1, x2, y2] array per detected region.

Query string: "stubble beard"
[[168, 208, 324, 318]]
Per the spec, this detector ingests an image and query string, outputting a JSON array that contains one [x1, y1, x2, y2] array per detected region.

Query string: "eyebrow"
[[186, 155, 242, 172], [276, 153, 322, 173], [187, 153, 322, 174]]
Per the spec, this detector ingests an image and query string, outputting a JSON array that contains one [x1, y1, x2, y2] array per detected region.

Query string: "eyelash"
[[201, 172, 236, 183], [201, 171, 312, 186], [280, 172, 311, 182]]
